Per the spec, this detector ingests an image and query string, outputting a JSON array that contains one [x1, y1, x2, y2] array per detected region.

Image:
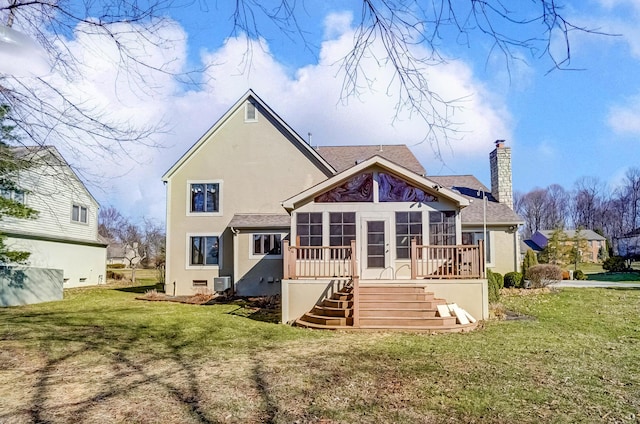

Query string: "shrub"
[[603, 256, 628, 272], [504, 272, 523, 288], [108, 263, 126, 269], [106, 270, 124, 280], [574, 269, 587, 280], [526, 264, 562, 288], [487, 269, 501, 303], [494, 272, 504, 289]]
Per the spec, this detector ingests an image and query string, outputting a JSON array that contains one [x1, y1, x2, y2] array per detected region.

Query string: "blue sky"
[[18, 0, 640, 222]]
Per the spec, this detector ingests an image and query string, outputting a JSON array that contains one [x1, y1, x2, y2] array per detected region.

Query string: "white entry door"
[[360, 218, 391, 279]]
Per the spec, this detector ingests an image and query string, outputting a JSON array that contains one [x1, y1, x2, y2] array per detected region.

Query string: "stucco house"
[[163, 90, 523, 330], [0, 146, 107, 288], [530, 229, 606, 263]]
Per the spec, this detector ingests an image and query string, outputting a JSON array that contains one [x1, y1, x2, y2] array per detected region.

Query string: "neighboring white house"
[[0, 146, 107, 287]]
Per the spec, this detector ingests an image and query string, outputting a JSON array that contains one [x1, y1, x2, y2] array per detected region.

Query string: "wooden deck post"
[[283, 240, 291, 280], [352, 275, 360, 328], [410, 238, 417, 279], [479, 239, 485, 278]]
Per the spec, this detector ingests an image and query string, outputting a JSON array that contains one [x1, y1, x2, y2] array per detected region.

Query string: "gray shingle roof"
[[317, 145, 426, 175], [228, 214, 291, 229], [429, 175, 523, 225]]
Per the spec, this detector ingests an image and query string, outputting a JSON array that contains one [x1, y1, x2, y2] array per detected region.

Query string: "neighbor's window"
[[190, 183, 219, 213], [72, 204, 88, 223], [296, 212, 323, 246], [462, 231, 491, 263], [2, 188, 25, 204], [253, 234, 282, 256], [396, 211, 422, 259], [429, 211, 456, 245], [190, 236, 219, 266]]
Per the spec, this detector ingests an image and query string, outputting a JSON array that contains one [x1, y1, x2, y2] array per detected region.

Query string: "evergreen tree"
[[522, 248, 539, 278], [0, 106, 38, 263], [539, 228, 572, 267]]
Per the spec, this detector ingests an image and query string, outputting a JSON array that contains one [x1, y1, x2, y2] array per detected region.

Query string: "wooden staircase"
[[295, 282, 478, 333]]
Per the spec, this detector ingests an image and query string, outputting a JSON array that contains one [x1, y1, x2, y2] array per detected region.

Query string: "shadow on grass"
[[114, 283, 163, 294], [0, 298, 235, 423], [587, 271, 640, 282]]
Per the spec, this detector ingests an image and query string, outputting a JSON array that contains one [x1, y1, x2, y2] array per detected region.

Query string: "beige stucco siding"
[[233, 230, 285, 296], [165, 103, 329, 295], [486, 227, 520, 275]]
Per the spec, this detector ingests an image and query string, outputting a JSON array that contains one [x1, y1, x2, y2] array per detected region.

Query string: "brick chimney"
[[489, 140, 513, 210]]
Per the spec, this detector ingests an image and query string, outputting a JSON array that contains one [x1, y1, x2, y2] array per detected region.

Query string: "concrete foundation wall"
[[281, 278, 488, 324], [0, 266, 64, 307]]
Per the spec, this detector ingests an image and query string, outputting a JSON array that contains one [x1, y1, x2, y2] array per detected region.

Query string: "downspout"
[[231, 227, 240, 295]]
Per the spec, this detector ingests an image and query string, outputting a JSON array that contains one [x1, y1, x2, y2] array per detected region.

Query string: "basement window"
[[193, 280, 208, 287]]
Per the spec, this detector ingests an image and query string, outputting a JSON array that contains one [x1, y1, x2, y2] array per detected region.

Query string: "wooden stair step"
[[359, 316, 457, 327], [359, 308, 437, 318], [323, 299, 353, 308], [312, 305, 353, 317], [360, 300, 445, 309], [359, 285, 432, 294], [357, 322, 478, 333], [359, 292, 436, 301], [299, 313, 353, 326]]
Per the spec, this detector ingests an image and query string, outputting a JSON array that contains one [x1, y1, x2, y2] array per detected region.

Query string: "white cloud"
[[607, 95, 640, 135], [26, 11, 512, 222]]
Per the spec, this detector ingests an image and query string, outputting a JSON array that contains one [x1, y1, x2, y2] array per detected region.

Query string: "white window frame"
[[186, 233, 222, 269], [186, 180, 223, 216], [249, 232, 285, 260], [71, 204, 88, 224], [245, 101, 258, 122]]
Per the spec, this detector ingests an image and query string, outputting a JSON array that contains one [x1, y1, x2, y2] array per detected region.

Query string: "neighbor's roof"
[[429, 175, 523, 225], [317, 145, 426, 175], [11, 145, 100, 208], [228, 214, 291, 229], [521, 239, 543, 253], [539, 229, 605, 241]]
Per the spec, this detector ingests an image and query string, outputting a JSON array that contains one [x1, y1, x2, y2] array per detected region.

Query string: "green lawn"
[[1, 284, 639, 423], [578, 262, 640, 282]]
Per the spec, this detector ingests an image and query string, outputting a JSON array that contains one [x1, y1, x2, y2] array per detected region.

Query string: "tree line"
[[514, 168, 640, 250]]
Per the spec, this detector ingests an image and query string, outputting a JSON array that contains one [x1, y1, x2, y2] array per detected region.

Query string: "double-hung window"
[[462, 231, 491, 262], [329, 212, 355, 247], [296, 212, 322, 246], [396, 211, 422, 259], [190, 235, 219, 266], [1, 189, 25, 204], [253, 234, 282, 257], [72, 204, 88, 223], [190, 182, 220, 213], [429, 211, 456, 245]]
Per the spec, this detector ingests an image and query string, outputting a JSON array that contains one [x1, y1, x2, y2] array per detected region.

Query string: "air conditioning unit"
[[213, 276, 232, 292]]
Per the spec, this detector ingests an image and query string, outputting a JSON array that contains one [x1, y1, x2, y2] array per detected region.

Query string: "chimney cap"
[[495, 139, 506, 148]]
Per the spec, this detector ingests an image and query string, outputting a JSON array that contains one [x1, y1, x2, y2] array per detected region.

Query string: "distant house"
[[529, 229, 606, 263], [0, 146, 107, 287], [614, 229, 640, 258], [106, 241, 142, 267], [162, 90, 524, 329]]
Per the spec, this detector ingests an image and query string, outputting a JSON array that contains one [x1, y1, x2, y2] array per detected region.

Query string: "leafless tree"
[[543, 184, 569, 230], [516, 188, 548, 238], [570, 176, 605, 230], [98, 205, 125, 241], [232, 1, 609, 149]]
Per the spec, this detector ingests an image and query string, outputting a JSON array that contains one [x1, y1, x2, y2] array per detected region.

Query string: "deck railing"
[[410, 239, 485, 279], [283, 240, 357, 280], [283, 239, 484, 280]]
